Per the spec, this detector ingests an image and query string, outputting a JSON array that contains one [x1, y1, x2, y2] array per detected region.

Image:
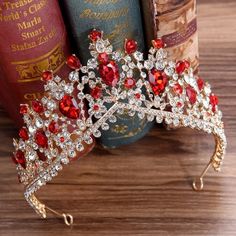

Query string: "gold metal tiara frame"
[[12, 30, 227, 226]]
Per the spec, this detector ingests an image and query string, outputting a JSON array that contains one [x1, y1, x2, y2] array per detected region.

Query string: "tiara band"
[[12, 29, 227, 226]]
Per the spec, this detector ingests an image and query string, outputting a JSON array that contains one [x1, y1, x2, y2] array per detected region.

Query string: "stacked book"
[[0, 0, 198, 149]]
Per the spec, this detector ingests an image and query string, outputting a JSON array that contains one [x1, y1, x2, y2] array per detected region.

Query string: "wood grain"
[[0, 0, 236, 235]]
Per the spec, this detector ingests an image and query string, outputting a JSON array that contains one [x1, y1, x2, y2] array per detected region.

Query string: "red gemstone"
[[210, 94, 219, 112], [67, 55, 81, 70], [93, 104, 100, 111], [19, 127, 29, 141], [173, 83, 183, 94], [135, 93, 141, 99], [152, 38, 165, 49], [125, 39, 137, 54], [59, 95, 80, 119], [37, 151, 47, 162], [186, 85, 197, 104], [176, 60, 190, 74], [91, 86, 102, 99], [124, 77, 136, 89], [99, 60, 119, 87], [60, 137, 65, 143], [32, 100, 44, 113], [35, 131, 48, 148], [98, 52, 109, 64], [149, 69, 168, 95], [42, 70, 53, 82], [197, 78, 204, 91], [89, 29, 102, 42], [20, 104, 28, 114], [177, 101, 183, 108], [48, 121, 59, 134], [14, 150, 26, 169]]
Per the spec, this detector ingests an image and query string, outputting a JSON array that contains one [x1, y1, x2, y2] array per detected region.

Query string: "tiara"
[[12, 29, 227, 226]]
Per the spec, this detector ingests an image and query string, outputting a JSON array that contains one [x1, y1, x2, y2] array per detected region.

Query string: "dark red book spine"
[[0, 0, 70, 126]]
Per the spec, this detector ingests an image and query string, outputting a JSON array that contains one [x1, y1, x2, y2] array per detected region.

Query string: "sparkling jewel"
[[67, 55, 81, 70], [197, 77, 204, 91], [91, 86, 102, 99], [89, 29, 102, 42], [48, 121, 59, 134], [148, 68, 168, 95], [173, 83, 183, 94], [42, 71, 53, 82], [124, 77, 136, 89], [99, 60, 119, 87], [59, 95, 80, 119], [32, 100, 44, 113], [35, 131, 48, 148], [125, 39, 137, 54], [135, 93, 141, 99], [13, 150, 26, 169], [20, 104, 28, 114], [19, 127, 29, 141], [93, 104, 100, 111], [97, 52, 109, 64], [209, 94, 219, 112], [176, 60, 190, 74], [152, 38, 164, 49], [186, 85, 197, 104]]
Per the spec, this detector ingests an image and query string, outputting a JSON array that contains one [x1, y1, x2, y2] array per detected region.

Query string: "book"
[[60, 0, 154, 148], [0, 0, 94, 156], [141, 0, 199, 72], [0, 0, 72, 126]]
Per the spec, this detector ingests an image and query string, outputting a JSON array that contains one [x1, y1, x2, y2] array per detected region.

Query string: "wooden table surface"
[[1, 0, 236, 235]]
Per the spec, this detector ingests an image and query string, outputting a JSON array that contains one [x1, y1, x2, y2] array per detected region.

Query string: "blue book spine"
[[61, 0, 154, 148]]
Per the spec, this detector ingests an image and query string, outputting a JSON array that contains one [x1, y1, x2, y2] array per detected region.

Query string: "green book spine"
[[61, 0, 154, 148]]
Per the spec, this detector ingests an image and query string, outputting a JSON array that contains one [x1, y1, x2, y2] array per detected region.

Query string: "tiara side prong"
[[192, 160, 212, 191]]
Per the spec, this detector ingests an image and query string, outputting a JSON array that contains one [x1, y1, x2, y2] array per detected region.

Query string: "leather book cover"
[[0, 0, 94, 157], [0, 0, 70, 126], [60, 0, 154, 148], [141, 0, 199, 72]]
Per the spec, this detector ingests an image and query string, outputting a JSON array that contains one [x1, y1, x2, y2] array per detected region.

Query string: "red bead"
[[35, 131, 48, 148], [37, 151, 47, 162], [89, 29, 102, 42], [59, 95, 80, 119], [19, 127, 29, 141], [197, 78, 204, 91], [48, 121, 59, 134], [67, 55, 81, 70], [19, 104, 28, 114], [91, 86, 102, 99], [209, 94, 219, 112], [186, 85, 197, 104], [135, 93, 141, 99], [152, 38, 165, 49], [173, 83, 183, 94], [93, 104, 100, 111], [176, 60, 190, 74], [60, 137, 65, 143], [125, 39, 137, 54], [99, 60, 119, 87], [176, 102, 183, 108], [32, 100, 44, 113], [97, 52, 109, 64], [124, 77, 136, 89], [42, 70, 53, 82], [149, 69, 168, 95], [14, 150, 26, 169]]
